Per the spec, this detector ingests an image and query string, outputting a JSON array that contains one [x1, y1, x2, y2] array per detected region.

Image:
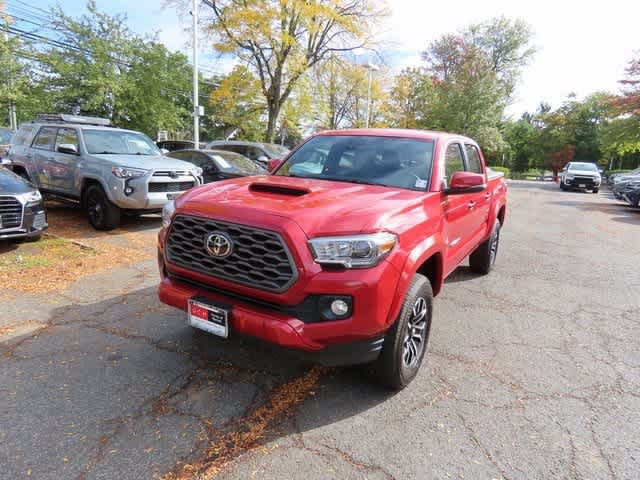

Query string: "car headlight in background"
[[162, 200, 176, 228], [566, 174, 574, 180], [16, 190, 42, 206], [308, 232, 397, 268], [112, 166, 149, 179]]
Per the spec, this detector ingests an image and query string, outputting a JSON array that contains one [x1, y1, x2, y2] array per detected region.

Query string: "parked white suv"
[[559, 162, 601, 193], [9, 114, 202, 230]]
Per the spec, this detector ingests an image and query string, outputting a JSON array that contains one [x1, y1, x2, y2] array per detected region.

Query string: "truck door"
[[30, 126, 58, 190], [441, 142, 476, 270], [463, 143, 491, 245], [51, 127, 81, 194]]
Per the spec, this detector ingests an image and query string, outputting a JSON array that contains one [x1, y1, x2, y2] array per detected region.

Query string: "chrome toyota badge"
[[205, 232, 233, 258]]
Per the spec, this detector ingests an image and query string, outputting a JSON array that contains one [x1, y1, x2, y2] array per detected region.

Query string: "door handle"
[[484, 192, 491, 199], [468, 201, 476, 209]]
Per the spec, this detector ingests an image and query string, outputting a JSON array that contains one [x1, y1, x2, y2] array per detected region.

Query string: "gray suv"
[[8, 114, 202, 230]]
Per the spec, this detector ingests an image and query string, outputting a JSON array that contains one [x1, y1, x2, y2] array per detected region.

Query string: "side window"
[[464, 144, 483, 174], [228, 145, 248, 157], [190, 152, 210, 167], [55, 128, 79, 152], [32, 127, 57, 150], [245, 146, 264, 161], [169, 151, 192, 161], [443, 143, 465, 187]]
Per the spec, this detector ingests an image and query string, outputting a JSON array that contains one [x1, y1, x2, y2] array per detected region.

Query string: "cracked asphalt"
[[1, 181, 639, 479]]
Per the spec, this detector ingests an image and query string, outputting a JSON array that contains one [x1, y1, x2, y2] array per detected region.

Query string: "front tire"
[[469, 220, 501, 275], [593, 188, 599, 194], [371, 274, 433, 390], [85, 184, 121, 230]]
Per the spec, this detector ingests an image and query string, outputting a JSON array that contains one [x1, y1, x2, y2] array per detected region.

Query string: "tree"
[[42, 1, 193, 137], [208, 65, 266, 140], [200, 0, 384, 141], [387, 67, 434, 129]]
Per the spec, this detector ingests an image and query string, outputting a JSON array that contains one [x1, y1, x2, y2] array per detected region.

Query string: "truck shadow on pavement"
[[0, 285, 395, 479], [549, 199, 640, 224]]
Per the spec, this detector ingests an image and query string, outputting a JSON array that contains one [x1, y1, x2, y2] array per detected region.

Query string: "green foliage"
[[489, 166, 510, 177]]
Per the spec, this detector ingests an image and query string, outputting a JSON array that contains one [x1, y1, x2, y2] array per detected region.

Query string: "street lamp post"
[[192, 0, 200, 149], [364, 63, 379, 128]]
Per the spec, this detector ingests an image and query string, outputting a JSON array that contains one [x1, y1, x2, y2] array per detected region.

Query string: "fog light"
[[125, 186, 134, 195], [330, 299, 349, 316]]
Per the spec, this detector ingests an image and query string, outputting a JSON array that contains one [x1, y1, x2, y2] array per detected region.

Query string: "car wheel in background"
[[593, 188, 599, 194], [85, 184, 121, 230], [370, 273, 433, 390]]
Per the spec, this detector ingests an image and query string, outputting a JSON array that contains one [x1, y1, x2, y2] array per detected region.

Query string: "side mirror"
[[160, 148, 170, 155], [0, 158, 11, 166], [257, 155, 269, 163], [57, 144, 79, 155], [267, 158, 283, 173], [446, 171, 486, 194]]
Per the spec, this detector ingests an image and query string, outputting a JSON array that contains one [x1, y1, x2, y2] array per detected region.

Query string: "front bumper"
[[0, 201, 47, 240], [563, 177, 600, 189], [157, 244, 401, 365], [105, 171, 201, 210]]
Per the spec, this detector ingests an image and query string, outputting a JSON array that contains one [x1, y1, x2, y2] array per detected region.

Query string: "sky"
[[23, 0, 640, 117]]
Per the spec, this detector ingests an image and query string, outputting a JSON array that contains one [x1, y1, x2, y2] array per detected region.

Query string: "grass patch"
[[0, 237, 91, 271]]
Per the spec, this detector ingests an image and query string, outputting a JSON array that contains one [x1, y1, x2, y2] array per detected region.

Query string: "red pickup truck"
[[158, 129, 507, 389]]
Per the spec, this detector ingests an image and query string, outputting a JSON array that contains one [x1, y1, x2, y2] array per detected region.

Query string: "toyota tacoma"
[[158, 129, 507, 389]]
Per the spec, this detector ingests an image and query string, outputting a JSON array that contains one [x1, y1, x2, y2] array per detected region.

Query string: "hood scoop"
[[249, 182, 309, 197]]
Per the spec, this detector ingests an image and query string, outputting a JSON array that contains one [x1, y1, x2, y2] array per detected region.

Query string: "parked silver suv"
[[8, 114, 202, 230]]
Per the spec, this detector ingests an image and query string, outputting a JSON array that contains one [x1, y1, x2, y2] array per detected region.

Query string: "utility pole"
[[192, 0, 200, 149], [364, 63, 379, 128], [3, 31, 17, 130]]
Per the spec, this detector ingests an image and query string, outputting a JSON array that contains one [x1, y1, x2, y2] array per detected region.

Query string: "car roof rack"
[[35, 113, 111, 127]]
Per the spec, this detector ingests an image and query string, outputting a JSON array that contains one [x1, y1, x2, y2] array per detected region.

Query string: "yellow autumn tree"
[[202, 0, 386, 141]]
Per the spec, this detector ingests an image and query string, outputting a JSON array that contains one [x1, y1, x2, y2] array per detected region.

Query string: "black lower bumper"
[[290, 336, 385, 367]]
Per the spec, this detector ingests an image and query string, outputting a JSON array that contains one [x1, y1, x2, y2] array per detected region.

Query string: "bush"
[[489, 166, 510, 177]]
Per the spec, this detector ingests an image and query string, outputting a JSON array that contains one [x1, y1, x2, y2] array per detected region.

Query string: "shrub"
[[489, 166, 510, 177]]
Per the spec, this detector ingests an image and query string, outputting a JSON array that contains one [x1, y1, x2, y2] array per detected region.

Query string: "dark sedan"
[[0, 165, 47, 241], [157, 140, 207, 152], [166, 149, 266, 183]]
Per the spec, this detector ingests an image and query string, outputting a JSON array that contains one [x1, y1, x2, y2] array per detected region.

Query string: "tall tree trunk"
[[266, 100, 280, 143]]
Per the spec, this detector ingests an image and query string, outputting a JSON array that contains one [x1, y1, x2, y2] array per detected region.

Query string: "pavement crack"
[[457, 413, 511, 480]]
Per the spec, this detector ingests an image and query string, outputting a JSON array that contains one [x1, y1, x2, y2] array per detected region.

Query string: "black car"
[[166, 149, 266, 183], [622, 183, 640, 208], [0, 165, 47, 241], [204, 140, 290, 168], [157, 140, 207, 152]]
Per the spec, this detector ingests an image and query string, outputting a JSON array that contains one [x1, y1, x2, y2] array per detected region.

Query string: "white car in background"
[[559, 162, 601, 193]]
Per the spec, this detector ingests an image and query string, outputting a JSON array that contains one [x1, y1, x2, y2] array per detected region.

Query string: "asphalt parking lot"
[[1, 181, 639, 480]]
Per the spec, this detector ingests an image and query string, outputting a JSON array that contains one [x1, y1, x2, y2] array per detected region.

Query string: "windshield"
[[83, 129, 160, 155], [0, 128, 13, 144], [275, 135, 434, 190], [264, 144, 290, 158], [208, 151, 265, 174], [569, 162, 598, 171]]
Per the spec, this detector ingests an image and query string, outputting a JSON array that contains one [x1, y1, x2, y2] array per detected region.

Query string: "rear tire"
[[469, 220, 501, 275], [370, 274, 433, 390], [85, 184, 121, 230]]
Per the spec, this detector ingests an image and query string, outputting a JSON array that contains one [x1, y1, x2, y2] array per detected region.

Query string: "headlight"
[[17, 190, 42, 205], [112, 166, 149, 179], [566, 174, 574, 180], [308, 232, 397, 268], [162, 200, 176, 228]]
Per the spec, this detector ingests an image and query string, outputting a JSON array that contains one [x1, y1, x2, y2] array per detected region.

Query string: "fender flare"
[[385, 234, 444, 327], [79, 175, 112, 204]]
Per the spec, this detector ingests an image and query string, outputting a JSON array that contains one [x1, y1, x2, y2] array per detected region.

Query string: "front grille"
[[153, 170, 189, 177], [166, 215, 297, 292], [148, 182, 195, 193], [0, 196, 23, 229], [572, 176, 595, 185]]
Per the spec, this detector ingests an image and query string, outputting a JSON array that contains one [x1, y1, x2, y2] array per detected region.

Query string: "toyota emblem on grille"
[[205, 232, 233, 258]]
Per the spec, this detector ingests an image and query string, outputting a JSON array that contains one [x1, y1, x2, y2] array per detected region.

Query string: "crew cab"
[[158, 129, 507, 389]]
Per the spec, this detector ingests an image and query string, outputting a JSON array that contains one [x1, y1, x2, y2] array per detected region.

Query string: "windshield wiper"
[[94, 151, 119, 154], [320, 176, 392, 188]]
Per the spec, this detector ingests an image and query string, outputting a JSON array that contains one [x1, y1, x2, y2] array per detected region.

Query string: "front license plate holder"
[[188, 297, 230, 338], [578, 184, 586, 188], [167, 193, 180, 200]]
